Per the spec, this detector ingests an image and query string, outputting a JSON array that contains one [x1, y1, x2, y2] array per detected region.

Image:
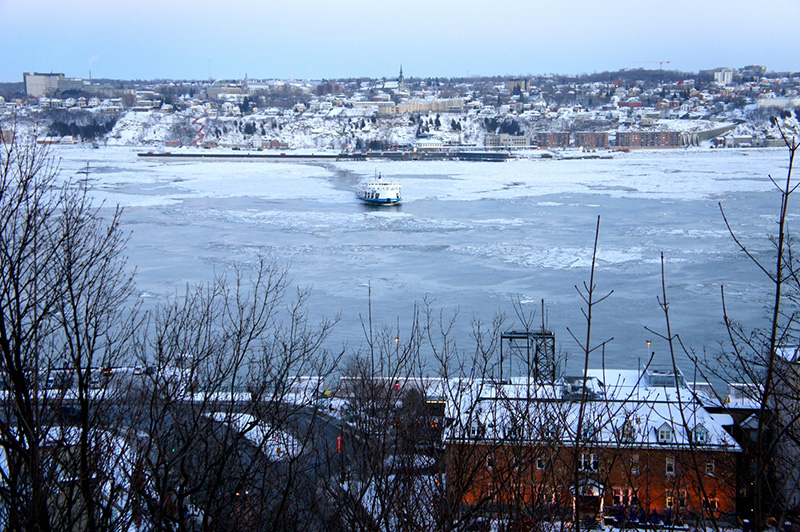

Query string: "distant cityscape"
[[1, 65, 798, 151]]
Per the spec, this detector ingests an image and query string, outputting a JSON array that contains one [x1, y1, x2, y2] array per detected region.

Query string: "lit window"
[[666, 456, 675, 475], [703, 497, 718, 512], [694, 424, 708, 444], [667, 490, 687, 508], [613, 488, 636, 506]]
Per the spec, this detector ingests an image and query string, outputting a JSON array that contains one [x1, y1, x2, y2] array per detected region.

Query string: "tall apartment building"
[[23, 72, 64, 97], [507, 79, 530, 93]]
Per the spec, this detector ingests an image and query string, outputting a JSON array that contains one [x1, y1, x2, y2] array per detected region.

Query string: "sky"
[[1, 0, 798, 82]]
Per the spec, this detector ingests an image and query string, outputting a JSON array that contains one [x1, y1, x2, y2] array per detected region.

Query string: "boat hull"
[[357, 194, 402, 206]]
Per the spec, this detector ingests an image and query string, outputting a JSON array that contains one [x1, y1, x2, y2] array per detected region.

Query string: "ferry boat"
[[356, 173, 402, 205]]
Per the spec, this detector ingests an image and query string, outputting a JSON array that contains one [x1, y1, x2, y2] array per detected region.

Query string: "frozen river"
[[54, 146, 794, 381]]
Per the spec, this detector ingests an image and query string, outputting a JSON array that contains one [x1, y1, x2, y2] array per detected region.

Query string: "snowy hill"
[[6, 107, 797, 150]]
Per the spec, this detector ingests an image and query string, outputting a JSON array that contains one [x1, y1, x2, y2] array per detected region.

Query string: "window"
[[486, 453, 495, 471], [703, 497, 718, 512], [536, 457, 546, 471], [705, 458, 715, 476], [579, 453, 598, 472], [470, 422, 483, 439], [666, 456, 675, 475], [693, 424, 708, 444], [504, 424, 519, 440], [621, 421, 636, 443], [487, 481, 501, 502], [667, 490, 687, 508], [535, 486, 557, 504], [613, 488, 638, 507], [631, 453, 640, 474], [658, 423, 674, 444], [666, 490, 686, 509]]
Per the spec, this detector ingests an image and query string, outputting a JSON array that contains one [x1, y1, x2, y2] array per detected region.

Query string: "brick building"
[[535, 132, 570, 148], [616, 131, 682, 148], [444, 366, 740, 526], [575, 132, 609, 149]]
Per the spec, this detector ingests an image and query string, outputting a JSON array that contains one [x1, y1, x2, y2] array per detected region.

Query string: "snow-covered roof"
[[776, 346, 800, 363], [444, 367, 740, 452]]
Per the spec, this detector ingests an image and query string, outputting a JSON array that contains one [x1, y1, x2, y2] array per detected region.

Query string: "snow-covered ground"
[[209, 413, 302, 460]]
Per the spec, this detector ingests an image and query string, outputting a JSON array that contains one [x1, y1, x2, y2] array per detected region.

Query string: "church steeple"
[[398, 65, 408, 92]]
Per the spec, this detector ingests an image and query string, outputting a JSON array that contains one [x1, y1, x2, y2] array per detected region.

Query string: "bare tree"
[[699, 122, 800, 530], [127, 258, 342, 532], [0, 123, 138, 531], [566, 216, 614, 532]]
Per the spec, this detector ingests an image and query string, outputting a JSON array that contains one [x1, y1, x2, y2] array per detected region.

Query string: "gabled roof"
[[444, 367, 740, 452]]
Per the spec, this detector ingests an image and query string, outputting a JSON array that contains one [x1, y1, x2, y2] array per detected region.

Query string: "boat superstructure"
[[356, 173, 402, 205]]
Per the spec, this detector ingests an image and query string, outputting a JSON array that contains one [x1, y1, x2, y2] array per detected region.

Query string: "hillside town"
[[1, 65, 799, 151]]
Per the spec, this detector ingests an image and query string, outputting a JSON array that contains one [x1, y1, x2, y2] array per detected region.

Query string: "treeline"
[[483, 117, 521, 135], [47, 111, 120, 140]]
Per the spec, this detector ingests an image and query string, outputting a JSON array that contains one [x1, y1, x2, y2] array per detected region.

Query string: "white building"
[[714, 68, 735, 86], [23, 72, 64, 97]]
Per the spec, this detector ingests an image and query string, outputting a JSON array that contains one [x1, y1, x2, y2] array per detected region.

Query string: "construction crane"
[[638, 61, 672, 70]]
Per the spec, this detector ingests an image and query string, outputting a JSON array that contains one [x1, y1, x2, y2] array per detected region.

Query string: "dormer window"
[[693, 424, 708, 444], [504, 423, 520, 440], [470, 422, 484, 439], [581, 422, 597, 441], [620, 421, 636, 443], [657, 423, 674, 444]]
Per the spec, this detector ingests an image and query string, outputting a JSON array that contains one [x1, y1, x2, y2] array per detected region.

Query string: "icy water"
[[55, 146, 793, 381]]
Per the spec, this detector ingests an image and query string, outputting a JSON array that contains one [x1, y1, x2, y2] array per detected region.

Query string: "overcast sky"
[[1, 0, 797, 82]]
